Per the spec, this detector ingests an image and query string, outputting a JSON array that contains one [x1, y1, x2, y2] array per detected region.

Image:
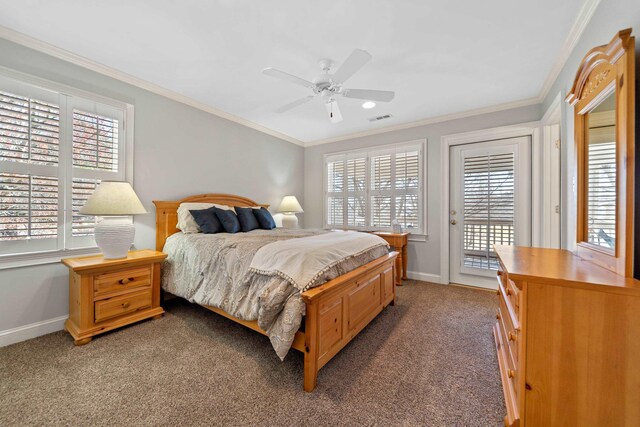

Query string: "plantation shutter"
[[0, 79, 61, 254], [346, 156, 366, 227], [326, 156, 345, 226], [586, 140, 616, 248], [394, 148, 420, 230], [463, 153, 514, 269], [370, 153, 392, 228], [68, 98, 125, 247]]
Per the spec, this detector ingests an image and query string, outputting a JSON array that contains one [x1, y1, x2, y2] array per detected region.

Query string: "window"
[[324, 140, 424, 233], [0, 72, 130, 258]]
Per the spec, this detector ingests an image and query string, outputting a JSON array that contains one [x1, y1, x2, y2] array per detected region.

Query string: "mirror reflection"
[[585, 90, 616, 249]]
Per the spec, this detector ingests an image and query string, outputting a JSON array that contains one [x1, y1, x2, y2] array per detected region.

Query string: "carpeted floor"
[[0, 281, 504, 426]]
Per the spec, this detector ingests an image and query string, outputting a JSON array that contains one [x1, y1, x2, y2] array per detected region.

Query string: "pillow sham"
[[253, 207, 276, 230], [214, 207, 241, 233], [189, 207, 223, 234], [235, 206, 260, 232], [177, 203, 234, 233]]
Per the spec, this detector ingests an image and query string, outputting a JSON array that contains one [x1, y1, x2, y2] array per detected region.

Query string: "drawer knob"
[[508, 331, 517, 341], [508, 369, 516, 379], [496, 313, 501, 320], [119, 277, 134, 285], [496, 289, 500, 296], [122, 302, 130, 309], [506, 288, 512, 296]]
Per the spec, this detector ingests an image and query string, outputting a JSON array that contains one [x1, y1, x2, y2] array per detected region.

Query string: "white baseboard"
[[0, 315, 67, 347], [406, 271, 444, 284]]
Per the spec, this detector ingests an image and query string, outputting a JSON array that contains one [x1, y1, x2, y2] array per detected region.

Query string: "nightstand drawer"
[[94, 289, 152, 323], [94, 266, 151, 297]]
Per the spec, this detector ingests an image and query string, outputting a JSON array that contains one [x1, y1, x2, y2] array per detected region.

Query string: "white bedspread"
[[249, 230, 388, 292]]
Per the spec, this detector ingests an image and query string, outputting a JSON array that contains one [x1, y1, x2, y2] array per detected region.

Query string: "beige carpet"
[[0, 281, 504, 426]]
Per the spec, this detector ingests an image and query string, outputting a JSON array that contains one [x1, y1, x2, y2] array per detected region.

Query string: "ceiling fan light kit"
[[263, 48, 395, 123]]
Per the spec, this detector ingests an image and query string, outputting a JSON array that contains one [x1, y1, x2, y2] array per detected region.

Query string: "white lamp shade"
[[277, 195, 304, 214], [79, 181, 147, 216]]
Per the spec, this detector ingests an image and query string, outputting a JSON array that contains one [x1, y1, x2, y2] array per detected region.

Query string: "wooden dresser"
[[62, 250, 167, 345], [494, 245, 640, 426]]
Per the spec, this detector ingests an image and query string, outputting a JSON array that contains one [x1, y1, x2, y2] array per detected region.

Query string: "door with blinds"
[[449, 137, 531, 288]]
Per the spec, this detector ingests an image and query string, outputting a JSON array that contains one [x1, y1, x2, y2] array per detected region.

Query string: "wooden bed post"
[[303, 300, 319, 392]]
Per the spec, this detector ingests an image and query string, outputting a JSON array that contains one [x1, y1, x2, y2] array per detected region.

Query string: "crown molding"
[[0, 0, 599, 149], [536, 0, 601, 103], [305, 96, 540, 146], [0, 25, 305, 147]]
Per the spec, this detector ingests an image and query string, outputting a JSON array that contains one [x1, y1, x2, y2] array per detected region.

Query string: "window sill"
[[0, 247, 101, 270], [323, 227, 428, 242]]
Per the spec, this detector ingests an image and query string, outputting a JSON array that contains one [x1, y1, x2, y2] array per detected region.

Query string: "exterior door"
[[449, 137, 531, 288]]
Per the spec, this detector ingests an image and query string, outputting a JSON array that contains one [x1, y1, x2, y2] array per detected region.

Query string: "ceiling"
[[0, 0, 590, 144]]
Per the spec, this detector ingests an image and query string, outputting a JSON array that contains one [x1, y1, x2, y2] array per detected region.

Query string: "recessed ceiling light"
[[362, 101, 376, 109]]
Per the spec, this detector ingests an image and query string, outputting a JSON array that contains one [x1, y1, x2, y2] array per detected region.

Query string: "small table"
[[372, 232, 409, 285], [62, 250, 167, 345]]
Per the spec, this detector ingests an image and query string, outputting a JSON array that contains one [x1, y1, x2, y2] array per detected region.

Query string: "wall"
[[304, 104, 541, 281], [540, 0, 640, 250], [0, 38, 304, 344]]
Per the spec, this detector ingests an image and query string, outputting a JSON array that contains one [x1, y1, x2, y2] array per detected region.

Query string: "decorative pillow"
[[253, 207, 276, 230], [214, 207, 241, 233], [235, 206, 260, 232], [177, 203, 234, 233], [189, 207, 223, 234]]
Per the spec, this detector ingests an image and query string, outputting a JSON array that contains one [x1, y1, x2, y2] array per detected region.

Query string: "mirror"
[[566, 28, 635, 277], [585, 90, 616, 250]]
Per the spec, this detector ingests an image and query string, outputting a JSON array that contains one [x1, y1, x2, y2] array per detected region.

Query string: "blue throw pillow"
[[235, 206, 260, 232], [189, 207, 223, 234], [214, 207, 241, 233], [253, 207, 276, 230]]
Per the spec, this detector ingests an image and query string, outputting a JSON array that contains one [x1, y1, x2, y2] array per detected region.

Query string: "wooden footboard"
[[300, 251, 397, 391]]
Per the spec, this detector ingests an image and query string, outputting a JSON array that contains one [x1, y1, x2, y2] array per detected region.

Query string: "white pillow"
[[176, 203, 235, 233]]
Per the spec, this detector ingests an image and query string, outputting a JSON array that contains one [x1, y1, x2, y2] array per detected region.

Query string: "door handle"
[[450, 219, 457, 225]]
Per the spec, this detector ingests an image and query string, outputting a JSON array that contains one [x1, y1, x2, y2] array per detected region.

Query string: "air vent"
[[368, 114, 393, 122]]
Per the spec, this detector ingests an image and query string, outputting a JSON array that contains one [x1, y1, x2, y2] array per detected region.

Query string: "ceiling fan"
[[262, 49, 395, 123]]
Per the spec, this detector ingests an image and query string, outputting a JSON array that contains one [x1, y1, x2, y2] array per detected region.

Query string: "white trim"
[[406, 271, 443, 284], [0, 315, 68, 347], [537, 0, 601, 102], [540, 93, 563, 248], [0, 247, 100, 270], [440, 122, 540, 286], [0, 25, 304, 147]]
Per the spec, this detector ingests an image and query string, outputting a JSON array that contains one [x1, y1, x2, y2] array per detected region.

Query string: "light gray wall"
[[0, 38, 304, 333], [304, 104, 541, 279], [539, 0, 640, 250]]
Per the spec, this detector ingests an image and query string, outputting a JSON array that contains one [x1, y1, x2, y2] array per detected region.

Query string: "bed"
[[153, 193, 398, 392]]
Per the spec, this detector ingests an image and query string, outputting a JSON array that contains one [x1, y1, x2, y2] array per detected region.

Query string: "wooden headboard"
[[153, 194, 269, 251]]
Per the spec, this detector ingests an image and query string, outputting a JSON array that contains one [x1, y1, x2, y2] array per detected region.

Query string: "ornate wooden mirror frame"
[[566, 29, 636, 276]]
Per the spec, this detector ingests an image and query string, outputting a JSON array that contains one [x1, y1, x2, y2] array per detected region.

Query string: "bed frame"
[[153, 193, 397, 392]]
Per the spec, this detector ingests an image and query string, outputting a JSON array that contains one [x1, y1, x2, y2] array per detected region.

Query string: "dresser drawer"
[[93, 266, 151, 297], [499, 292, 519, 367], [94, 289, 152, 323], [505, 278, 521, 318]]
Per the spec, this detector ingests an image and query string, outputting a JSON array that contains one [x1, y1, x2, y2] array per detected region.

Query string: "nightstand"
[[372, 232, 409, 285], [62, 249, 167, 345]]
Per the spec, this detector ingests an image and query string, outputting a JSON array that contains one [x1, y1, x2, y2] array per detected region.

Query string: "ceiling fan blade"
[[262, 67, 315, 89], [342, 89, 395, 102], [332, 49, 372, 84], [324, 100, 343, 123], [275, 96, 315, 113]]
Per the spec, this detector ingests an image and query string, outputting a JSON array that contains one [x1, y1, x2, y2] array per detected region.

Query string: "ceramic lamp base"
[[95, 217, 134, 259], [281, 213, 299, 229]]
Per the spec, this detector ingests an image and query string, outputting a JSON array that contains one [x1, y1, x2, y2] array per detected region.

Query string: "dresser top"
[[494, 245, 640, 291]]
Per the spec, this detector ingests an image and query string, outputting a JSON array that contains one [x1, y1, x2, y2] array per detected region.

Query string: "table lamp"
[[79, 181, 147, 259], [277, 195, 303, 229]]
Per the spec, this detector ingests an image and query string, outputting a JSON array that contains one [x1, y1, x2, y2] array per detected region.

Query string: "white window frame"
[[0, 67, 134, 269], [323, 139, 426, 235]]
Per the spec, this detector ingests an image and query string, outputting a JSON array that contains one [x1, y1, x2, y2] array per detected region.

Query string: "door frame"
[[440, 122, 541, 285]]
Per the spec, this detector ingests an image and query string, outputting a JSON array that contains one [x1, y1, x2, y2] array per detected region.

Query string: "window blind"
[[463, 153, 514, 269], [325, 141, 424, 232]]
